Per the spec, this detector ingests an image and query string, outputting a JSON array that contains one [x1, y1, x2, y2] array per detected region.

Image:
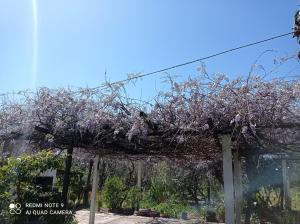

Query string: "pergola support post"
[[220, 134, 235, 224], [89, 155, 100, 224], [233, 151, 242, 224], [282, 159, 291, 210]]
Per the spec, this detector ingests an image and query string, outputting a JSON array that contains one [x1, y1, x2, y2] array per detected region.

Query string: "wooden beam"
[[220, 135, 235, 224], [89, 155, 99, 224], [233, 151, 242, 224], [282, 159, 291, 210]]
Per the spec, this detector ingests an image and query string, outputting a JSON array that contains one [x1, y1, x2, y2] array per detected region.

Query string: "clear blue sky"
[[0, 0, 299, 100]]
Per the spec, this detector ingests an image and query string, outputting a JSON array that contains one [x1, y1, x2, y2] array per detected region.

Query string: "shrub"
[[141, 174, 176, 207], [140, 192, 188, 218], [153, 198, 188, 218], [216, 204, 225, 222], [102, 176, 127, 211], [198, 205, 208, 219], [97, 192, 103, 210], [125, 186, 141, 210]]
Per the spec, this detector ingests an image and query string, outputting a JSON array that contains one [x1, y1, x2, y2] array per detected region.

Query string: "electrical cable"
[[95, 31, 294, 89], [0, 31, 295, 96]]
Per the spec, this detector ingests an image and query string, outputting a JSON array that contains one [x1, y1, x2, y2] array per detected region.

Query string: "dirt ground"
[[75, 210, 216, 224]]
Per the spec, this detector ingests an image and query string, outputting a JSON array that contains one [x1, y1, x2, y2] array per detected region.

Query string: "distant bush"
[[102, 176, 127, 211], [153, 198, 188, 218], [125, 186, 141, 210], [141, 191, 188, 218], [139, 165, 189, 218], [184, 206, 201, 219]]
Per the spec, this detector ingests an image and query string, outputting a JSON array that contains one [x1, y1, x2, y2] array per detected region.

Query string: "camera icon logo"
[[9, 203, 22, 215]]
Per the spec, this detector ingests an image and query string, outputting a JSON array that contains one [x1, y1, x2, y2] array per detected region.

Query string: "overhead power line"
[[0, 31, 295, 97], [95, 31, 294, 89]]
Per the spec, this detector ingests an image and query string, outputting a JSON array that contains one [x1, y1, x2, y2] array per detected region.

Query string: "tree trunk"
[[83, 159, 93, 208], [62, 145, 73, 207]]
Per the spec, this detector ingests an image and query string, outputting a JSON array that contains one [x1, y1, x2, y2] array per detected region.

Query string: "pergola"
[[0, 75, 299, 223], [82, 124, 300, 224], [1, 124, 299, 224]]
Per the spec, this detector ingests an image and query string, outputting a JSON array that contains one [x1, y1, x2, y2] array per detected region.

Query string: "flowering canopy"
[[0, 74, 299, 159]]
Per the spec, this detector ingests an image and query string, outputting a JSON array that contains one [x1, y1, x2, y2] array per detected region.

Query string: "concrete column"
[[282, 159, 291, 210], [233, 151, 242, 224], [220, 134, 235, 224], [89, 155, 100, 224]]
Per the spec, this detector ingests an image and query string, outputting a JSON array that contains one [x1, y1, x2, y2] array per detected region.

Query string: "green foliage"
[[0, 150, 75, 224], [102, 176, 127, 211], [100, 176, 142, 212], [291, 186, 300, 211], [196, 205, 208, 219], [280, 212, 296, 224], [144, 182, 174, 204], [142, 164, 177, 205], [97, 192, 103, 209], [138, 163, 193, 218], [0, 150, 62, 202], [153, 197, 188, 218], [125, 186, 141, 210], [215, 204, 225, 222], [141, 192, 188, 218], [257, 208, 297, 224]]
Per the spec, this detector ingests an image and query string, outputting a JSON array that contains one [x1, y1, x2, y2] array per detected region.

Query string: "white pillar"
[[89, 155, 99, 224], [137, 161, 142, 189], [220, 135, 235, 224], [282, 159, 291, 210], [233, 152, 242, 224]]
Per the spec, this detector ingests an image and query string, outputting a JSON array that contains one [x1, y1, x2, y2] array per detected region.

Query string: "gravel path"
[[75, 210, 210, 224]]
